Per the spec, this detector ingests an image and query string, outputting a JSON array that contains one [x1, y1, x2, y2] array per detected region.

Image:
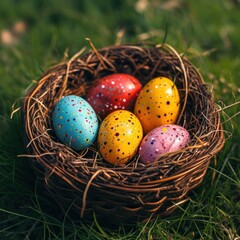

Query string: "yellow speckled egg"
[[97, 110, 143, 165], [134, 77, 180, 134]]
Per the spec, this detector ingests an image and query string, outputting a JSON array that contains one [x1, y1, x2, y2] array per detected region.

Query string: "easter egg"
[[139, 124, 190, 164], [52, 95, 99, 151], [97, 110, 143, 165], [134, 77, 180, 134], [87, 73, 142, 119]]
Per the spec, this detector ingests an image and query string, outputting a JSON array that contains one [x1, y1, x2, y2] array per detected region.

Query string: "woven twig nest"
[[22, 43, 225, 225]]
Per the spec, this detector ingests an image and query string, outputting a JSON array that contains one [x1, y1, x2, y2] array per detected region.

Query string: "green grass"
[[1, 0, 240, 239]]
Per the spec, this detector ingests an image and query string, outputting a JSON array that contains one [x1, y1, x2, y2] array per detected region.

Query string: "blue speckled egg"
[[52, 95, 99, 151]]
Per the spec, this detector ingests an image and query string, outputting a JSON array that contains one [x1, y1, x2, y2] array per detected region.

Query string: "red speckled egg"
[[134, 77, 180, 134], [139, 124, 190, 164], [97, 110, 143, 165], [87, 73, 142, 119]]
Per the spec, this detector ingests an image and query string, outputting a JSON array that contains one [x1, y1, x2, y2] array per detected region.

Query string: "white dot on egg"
[[166, 88, 173, 95]]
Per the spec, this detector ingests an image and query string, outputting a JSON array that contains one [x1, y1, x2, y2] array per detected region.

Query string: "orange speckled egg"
[[97, 110, 143, 165], [134, 77, 180, 134]]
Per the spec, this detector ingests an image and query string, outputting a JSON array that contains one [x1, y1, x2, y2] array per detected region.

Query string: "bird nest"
[[22, 43, 225, 225]]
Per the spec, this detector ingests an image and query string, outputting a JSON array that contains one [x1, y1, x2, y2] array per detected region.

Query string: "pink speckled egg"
[[139, 124, 190, 164], [87, 73, 142, 119]]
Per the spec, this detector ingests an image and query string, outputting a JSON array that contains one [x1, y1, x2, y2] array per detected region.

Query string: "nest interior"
[[22, 43, 225, 225]]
